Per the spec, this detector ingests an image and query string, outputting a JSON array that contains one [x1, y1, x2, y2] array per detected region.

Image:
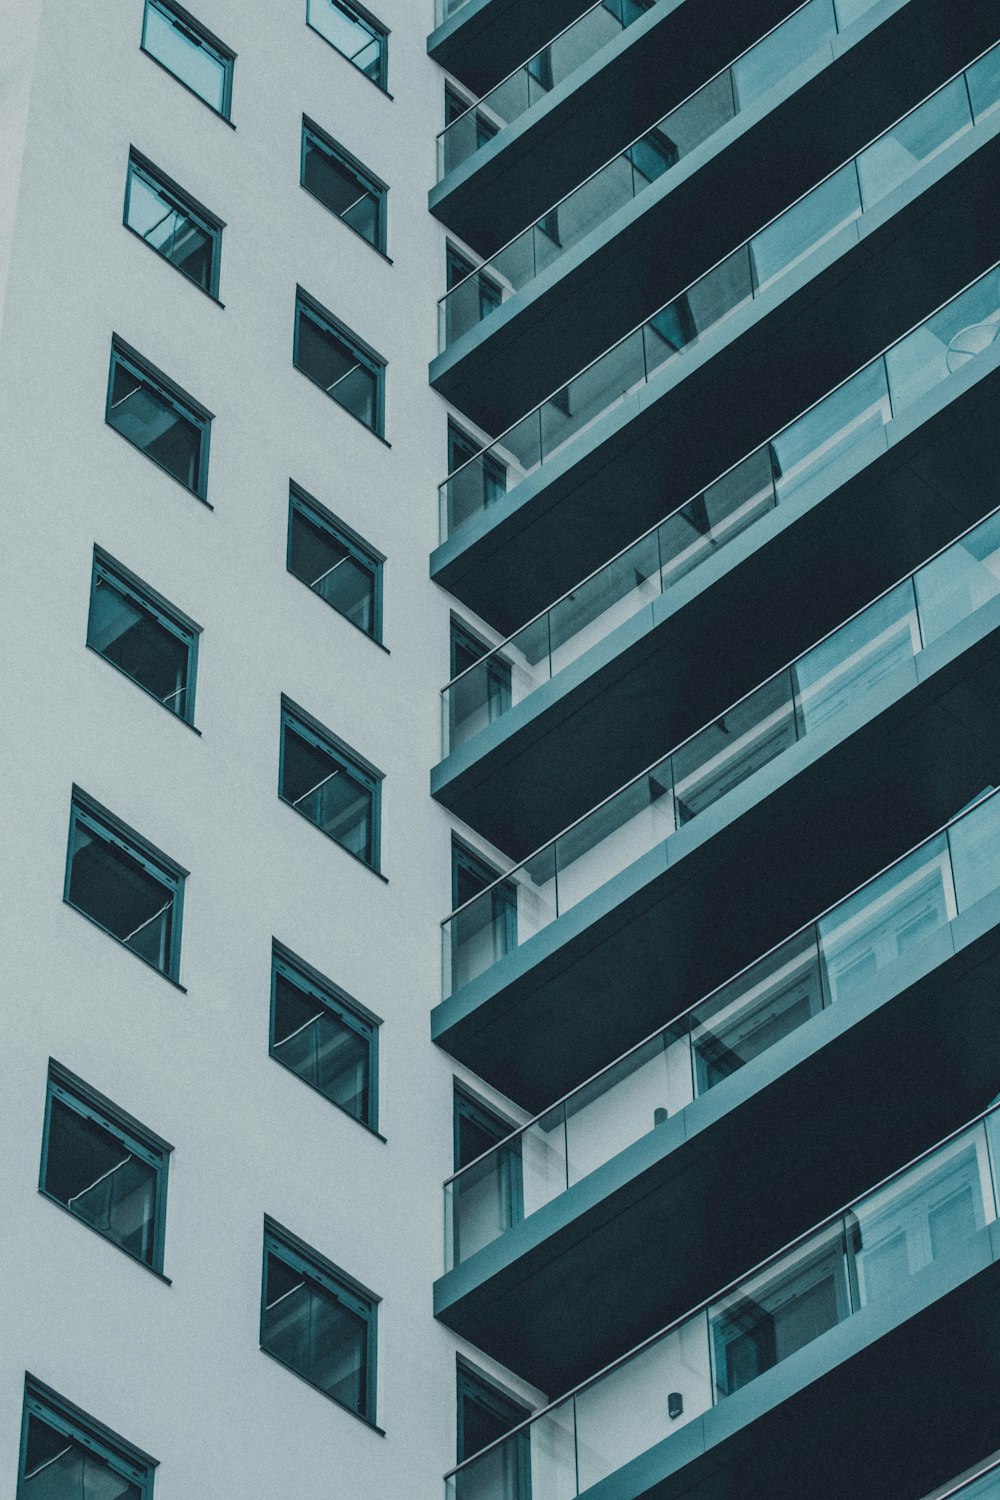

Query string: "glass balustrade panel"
[[915, 510, 1000, 647], [968, 42, 1000, 122], [817, 832, 956, 1006], [751, 162, 861, 292], [672, 670, 797, 826], [851, 1123, 996, 1307], [886, 266, 1000, 413], [730, 0, 835, 111], [857, 75, 973, 209], [553, 764, 675, 915], [688, 928, 827, 1096], [792, 579, 920, 737], [948, 791, 1000, 912], [771, 359, 892, 502]]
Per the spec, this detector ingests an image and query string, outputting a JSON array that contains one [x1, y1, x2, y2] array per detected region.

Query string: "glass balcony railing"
[[936, 1459, 1000, 1500], [437, 0, 887, 350], [441, 256, 1000, 766], [445, 1102, 1000, 1499], [439, 41, 1000, 547], [444, 785, 1000, 1268], [441, 496, 1000, 998], [437, 1, 656, 180]]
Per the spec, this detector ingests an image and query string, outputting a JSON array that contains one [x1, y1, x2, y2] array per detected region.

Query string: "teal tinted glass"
[[142, 0, 232, 114]]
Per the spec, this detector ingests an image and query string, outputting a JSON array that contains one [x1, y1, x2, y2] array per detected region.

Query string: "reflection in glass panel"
[[44, 1097, 157, 1264], [307, 0, 385, 85], [968, 44, 1000, 123], [295, 302, 380, 432], [730, 0, 834, 110], [287, 496, 379, 638], [302, 126, 383, 249], [817, 835, 954, 1005], [751, 164, 861, 291], [771, 360, 890, 500], [949, 791, 1000, 912], [262, 1252, 369, 1412], [280, 719, 375, 866], [853, 1135, 989, 1306], [106, 353, 204, 493], [793, 581, 919, 735], [125, 160, 217, 292], [885, 268, 1000, 412], [88, 569, 192, 719], [673, 672, 797, 824], [22, 1411, 142, 1499], [915, 511, 1000, 646], [857, 76, 971, 209], [272, 970, 372, 1122], [711, 1224, 849, 1396], [67, 812, 176, 974], [143, 0, 231, 113]]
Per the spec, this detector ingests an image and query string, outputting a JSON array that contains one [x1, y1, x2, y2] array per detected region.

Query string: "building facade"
[[3, 0, 1000, 1495]]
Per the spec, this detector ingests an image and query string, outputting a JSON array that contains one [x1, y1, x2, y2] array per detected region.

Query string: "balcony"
[[433, 0, 1000, 430], [444, 1107, 1000, 1500], [432, 489, 1000, 1106], [436, 790, 1000, 1387], [428, 0, 601, 95], [436, 252, 1000, 854], [431, 0, 829, 257], [433, 149, 1000, 647]]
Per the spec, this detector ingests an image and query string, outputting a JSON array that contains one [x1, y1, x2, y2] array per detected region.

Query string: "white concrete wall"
[[0, 0, 543, 1490]]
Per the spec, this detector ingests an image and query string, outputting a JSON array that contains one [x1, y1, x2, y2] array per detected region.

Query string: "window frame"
[[456, 1358, 532, 1472], [64, 788, 187, 985], [287, 483, 385, 644], [88, 547, 201, 726], [279, 699, 384, 875], [106, 338, 213, 501], [306, 0, 389, 92], [293, 288, 387, 439], [269, 942, 382, 1134], [124, 150, 224, 300], [260, 1218, 380, 1426], [39, 1062, 172, 1276], [19, 1377, 157, 1499], [140, 0, 235, 121], [300, 118, 388, 256]]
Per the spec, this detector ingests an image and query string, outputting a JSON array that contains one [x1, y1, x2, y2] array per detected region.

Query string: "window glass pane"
[[107, 354, 204, 494], [295, 305, 379, 432], [272, 970, 372, 1121], [281, 720, 376, 866], [44, 1096, 158, 1264], [89, 569, 192, 719], [262, 1247, 371, 1416], [125, 162, 216, 291], [288, 502, 377, 636], [307, 0, 385, 84], [302, 131, 382, 248], [143, 0, 230, 113], [23, 1411, 143, 1499], [68, 810, 176, 974]]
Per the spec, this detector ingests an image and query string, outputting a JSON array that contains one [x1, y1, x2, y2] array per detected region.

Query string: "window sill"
[[140, 47, 237, 126], [86, 644, 203, 733], [38, 1190, 172, 1283], [62, 900, 188, 991], [281, 799, 389, 882], [259, 1346, 385, 1432]]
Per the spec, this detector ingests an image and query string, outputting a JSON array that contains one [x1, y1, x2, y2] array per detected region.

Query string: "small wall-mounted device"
[[654, 1107, 669, 1127], [668, 1392, 683, 1420]]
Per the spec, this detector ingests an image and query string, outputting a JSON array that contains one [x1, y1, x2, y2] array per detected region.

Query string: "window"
[[40, 1063, 170, 1272], [457, 1362, 531, 1488], [301, 120, 386, 254], [18, 1378, 156, 1499], [87, 550, 200, 723], [270, 944, 380, 1130], [294, 290, 385, 436], [279, 701, 382, 872], [449, 619, 511, 746], [307, 0, 387, 90], [447, 421, 506, 535], [445, 84, 498, 152], [452, 1084, 523, 1264], [124, 152, 222, 297], [447, 246, 502, 322], [65, 791, 186, 981], [261, 1220, 379, 1423], [106, 340, 211, 499], [451, 842, 516, 992], [141, 0, 234, 118], [287, 485, 383, 641]]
